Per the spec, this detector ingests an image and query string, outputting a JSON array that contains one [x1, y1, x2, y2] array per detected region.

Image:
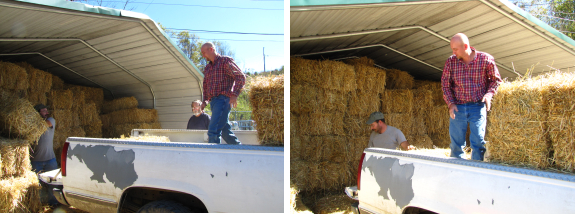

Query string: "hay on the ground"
[[314, 194, 356, 214], [48, 90, 73, 110], [116, 134, 170, 142], [407, 134, 434, 149], [249, 75, 284, 146], [102, 97, 139, 114], [298, 112, 344, 136], [385, 69, 414, 90], [487, 77, 550, 169], [0, 137, 32, 178], [381, 89, 413, 114], [0, 170, 42, 213], [102, 108, 159, 127], [0, 62, 28, 90], [0, 90, 48, 141], [348, 90, 380, 116], [385, 113, 413, 137]]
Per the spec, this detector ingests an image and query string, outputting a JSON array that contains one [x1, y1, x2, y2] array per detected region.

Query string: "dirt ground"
[[40, 204, 87, 213]]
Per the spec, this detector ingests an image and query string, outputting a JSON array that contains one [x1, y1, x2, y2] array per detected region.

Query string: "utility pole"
[[263, 47, 266, 73]]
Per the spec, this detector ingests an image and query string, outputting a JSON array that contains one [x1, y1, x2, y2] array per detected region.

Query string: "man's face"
[[370, 121, 383, 133], [39, 108, 49, 119], [192, 103, 201, 114], [201, 46, 214, 62], [450, 42, 466, 60]]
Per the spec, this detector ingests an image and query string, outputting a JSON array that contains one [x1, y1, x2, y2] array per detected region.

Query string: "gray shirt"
[[32, 117, 56, 161], [368, 125, 407, 149]]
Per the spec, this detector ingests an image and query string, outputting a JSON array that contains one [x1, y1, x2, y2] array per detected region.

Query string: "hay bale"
[[298, 112, 344, 136], [290, 159, 352, 193], [430, 132, 450, 148], [0, 90, 48, 141], [348, 90, 380, 116], [290, 57, 356, 92], [47, 90, 73, 110], [299, 135, 349, 163], [412, 89, 432, 118], [51, 75, 65, 90], [406, 134, 433, 149], [385, 113, 413, 137], [291, 135, 302, 160], [116, 134, 170, 142], [343, 115, 370, 138], [106, 122, 161, 138], [0, 137, 32, 178], [343, 56, 374, 67], [51, 109, 74, 130], [102, 108, 159, 126], [102, 97, 139, 114], [16, 62, 51, 93], [83, 118, 103, 138], [385, 69, 414, 89], [487, 78, 550, 169], [314, 194, 356, 214], [348, 136, 370, 176], [249, 76, 284, 146], [414, 80, 443, 106], [0, 170, 42, 213], [426, 104, 449, 135], [381, 89, 413, 114], [411, 117, 427, 136], [26, 91, 46, 106], [344, 58, 386, 94], [65, 85, 104, 113], [290, 84, 318, 114], [80, 102, 98, 126], [70, 90, 85, 114], [0, 62, 28, 90]]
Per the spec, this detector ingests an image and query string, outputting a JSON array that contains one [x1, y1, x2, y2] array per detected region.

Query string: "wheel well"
[[403, 206, 438, 214], [118, 187, 208, 212]]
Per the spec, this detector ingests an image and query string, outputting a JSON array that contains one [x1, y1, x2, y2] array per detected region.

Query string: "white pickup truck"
[[39, 130, 284, 213], [345, 148, 575, 214]]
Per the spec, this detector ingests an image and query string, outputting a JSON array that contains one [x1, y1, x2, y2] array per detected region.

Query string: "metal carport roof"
[[290, 0, 575, 81], [0, 0, 204, 129]]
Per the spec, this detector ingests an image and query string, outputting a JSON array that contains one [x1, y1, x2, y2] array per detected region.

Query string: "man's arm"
[[201, 76, 209, 110], [46, 119, 53, 128], [226, 58, 246, 108], [400, 141, 414, 150], [481, 58, 503, 111], [441, 60, 456, 107]]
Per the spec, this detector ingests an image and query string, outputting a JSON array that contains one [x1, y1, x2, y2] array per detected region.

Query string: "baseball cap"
[[366, 112, 385, 124], [34, 104, 49, 112]]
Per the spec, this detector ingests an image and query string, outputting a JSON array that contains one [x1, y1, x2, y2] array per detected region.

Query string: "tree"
[[512, 0, 575, 40]]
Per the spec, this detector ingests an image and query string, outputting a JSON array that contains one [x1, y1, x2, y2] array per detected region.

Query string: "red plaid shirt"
[[441, 47, 502, 107], [202, 55, 246, 102]]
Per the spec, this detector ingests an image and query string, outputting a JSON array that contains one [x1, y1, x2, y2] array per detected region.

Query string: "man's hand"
[[229, 96, 238, 108], [201, 101, 207, 111], [482, 96, 492, 111], [400, 141, 415, 150], [449, 103, 458, 119]]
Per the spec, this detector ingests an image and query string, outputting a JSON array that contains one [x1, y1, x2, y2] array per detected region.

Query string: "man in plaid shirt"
[[200, 42, 245, 144], [441, 33, 502, 161]]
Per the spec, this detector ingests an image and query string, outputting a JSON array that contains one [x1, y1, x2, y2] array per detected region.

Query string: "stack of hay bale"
[[0, 86, 46, 212], [48, 89, 85, 166], [487, 71, 575, 172], [101, 97, 161, 138], [249, 75, 284, 146], [413, 80, 451, 148]]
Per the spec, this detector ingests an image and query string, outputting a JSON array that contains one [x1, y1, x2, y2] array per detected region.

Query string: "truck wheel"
[[137, 200, 191, 213]]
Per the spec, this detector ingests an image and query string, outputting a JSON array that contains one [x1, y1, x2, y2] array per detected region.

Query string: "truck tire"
[[137, 200, 191, 213]]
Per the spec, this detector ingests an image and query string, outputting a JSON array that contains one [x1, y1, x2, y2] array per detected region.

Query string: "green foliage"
[[513, 0, 575, 40]]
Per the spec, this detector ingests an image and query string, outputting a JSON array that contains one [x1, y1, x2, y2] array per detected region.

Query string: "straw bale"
[[102, 97, 139, 114], [319, 161, 354, 191], [385, 113, 413, 137], [343, 115, 370, 138], [344, 59, 386, 93], [487, 78, 550, 169], [298, 112, 344, 136], [0, 90, 48, 141], [343, 56, 374, 67], [291, 135, 302, 160], [106, 122, 161, 138], [290, 84, 318, 114], [299, 135, 349, 163], [348, 90, 380, 116], [0, 137, 32, 178], [430, 132, 450, 148], [117, 134, 170, 142], [426, 104, 449, 134], [253, 108, 284, 146], [320, 89, 347, 113], [66, 85, 104, 113], [290, 57, 356, 92], [0, 62, 28, 90], [411, 117, 427, 136], [291, 112, 298, 138], [0, 170, 42, 213], [80, 102, 99, 125], [381, 89, 413, 114], [348, 136, 370, 174], [83, 119, 103, 138], [406, 134, 433, 149], [414, 80, 443, 106], [291, 159, 353, 193], [53, 128, 69, 150], [51, 75, 65, 90], [385, 69, 414, 89], [51, 109, 74, 130], [291, 57, 320, 86], [103, 108, 159, 126], [7, 89, 27, 99], [48, 90, 73, 110], [314, 194, 356, 214], [412, 89, 432, 118], [70, 90, 85, 114], [16, 62, 52, 93], [26, 91, 46, 106]]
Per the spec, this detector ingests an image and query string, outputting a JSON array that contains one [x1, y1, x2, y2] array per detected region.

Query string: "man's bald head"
[[201, 42, 218, 62], [450, 33, 471, 60], [451, 33, 470, 47]]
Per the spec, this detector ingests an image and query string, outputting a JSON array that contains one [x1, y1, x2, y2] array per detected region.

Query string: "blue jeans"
[[31, 158, 58, 173], [208, 95, 241, 144], [449, 102, 487, 161]]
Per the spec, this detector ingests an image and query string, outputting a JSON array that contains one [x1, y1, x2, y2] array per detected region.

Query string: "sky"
[[80, 0, 285, 73]]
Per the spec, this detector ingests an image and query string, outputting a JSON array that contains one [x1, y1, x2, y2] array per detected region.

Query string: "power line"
[[166, 35, 282, 42], [166, 28, 283, 36], [92, 1, 283, 10], [535, 14, 575, 22]]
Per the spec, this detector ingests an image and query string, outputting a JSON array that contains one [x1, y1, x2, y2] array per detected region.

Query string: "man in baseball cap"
[[32, 104, 59, 207], [366, 112, 414, 150]]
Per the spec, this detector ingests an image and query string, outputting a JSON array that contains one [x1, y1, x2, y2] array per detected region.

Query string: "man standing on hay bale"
[[187, 100, 210, 130], [31, 104, 60, 207], [366, 112, 414, 150], [441, 33, 502, 161], [200, 42, 245, 144]]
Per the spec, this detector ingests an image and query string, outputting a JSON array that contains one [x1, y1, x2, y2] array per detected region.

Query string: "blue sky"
[[81, 0, 285, 73]]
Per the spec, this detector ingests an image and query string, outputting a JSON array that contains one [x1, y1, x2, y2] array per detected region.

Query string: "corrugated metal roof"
[[291, 0, 575, 81], [0, 0, 204, 129]]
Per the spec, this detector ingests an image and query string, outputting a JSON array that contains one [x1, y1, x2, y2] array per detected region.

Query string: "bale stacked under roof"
[[0, 170, 42, 213], [381, 89, 413, 114], [16, 62, 52, 93], [0, 137, 32, 178], [406, 134, 434, 149], [249, 75, 284, 146], [0, 90, 48, 141], [291, 57, 356, 92], [344, 57, 386, 94], [66, 85, 104, 113], [102, 96, 139, 114], [386, 69, 414, 89], [298, 112, 344, 136], [101, 108, 160, 138], [48, 90, 73, 110], [414, 80, 443, 106], [290, 159, 353, 193], [348, 90, 380, 117], [70, 90, 85, 114], [51, 75, 65, 90], [0, 62, 28, 91]]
